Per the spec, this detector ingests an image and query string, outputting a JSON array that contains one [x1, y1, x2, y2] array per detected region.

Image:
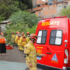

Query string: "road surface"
[[0, 46, 29, 70]]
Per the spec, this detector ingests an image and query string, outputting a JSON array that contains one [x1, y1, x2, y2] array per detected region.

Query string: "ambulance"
[[34, 17, 70, 70]]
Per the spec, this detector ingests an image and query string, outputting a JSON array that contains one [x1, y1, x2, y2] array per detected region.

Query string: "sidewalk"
[[0, 61, 27, 70]]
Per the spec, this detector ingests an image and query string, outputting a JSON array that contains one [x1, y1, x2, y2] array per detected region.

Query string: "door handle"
[[47, 52, 52, 54]]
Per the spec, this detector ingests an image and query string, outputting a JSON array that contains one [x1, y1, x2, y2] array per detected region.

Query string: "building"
[[0, 20, 11, 31], [32, 0, 70, 18]]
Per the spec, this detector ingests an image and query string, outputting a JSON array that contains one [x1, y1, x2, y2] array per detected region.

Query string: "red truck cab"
[[34, 17, 70, 70]]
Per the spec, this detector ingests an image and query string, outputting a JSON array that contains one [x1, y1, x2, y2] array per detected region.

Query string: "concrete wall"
[[67, 1, 70, 7], [42, 4, 57, 18], [33, 0, 70, 18], [32, 0, 36, 7], [56, 3, 63, 16], [0, 24, 6, 31], [57, 0, 63, 2]]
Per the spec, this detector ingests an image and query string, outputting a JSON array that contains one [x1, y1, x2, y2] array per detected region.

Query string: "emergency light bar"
[[43, 16, 67, 20]]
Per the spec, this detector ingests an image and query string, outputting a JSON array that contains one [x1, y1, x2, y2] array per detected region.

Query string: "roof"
[[31, 8, 42, 13], [1, 19, 10, 24]]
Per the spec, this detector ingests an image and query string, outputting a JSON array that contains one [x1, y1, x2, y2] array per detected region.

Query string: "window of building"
[[42, 0, 45, 2], [38, 12, 41, 16], [49, 3, 52, 5], [48, 0, 52, 2], [50, 30, 62, 45], [37, 30, 47, 44], [57, 0, 63, 2], [45, 3, 48, 5], [37, 5, 40, 7], [64, 6, 66, 8]]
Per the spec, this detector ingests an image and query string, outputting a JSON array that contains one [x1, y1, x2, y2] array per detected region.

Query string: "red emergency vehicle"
[[34, 17, 70, 70]]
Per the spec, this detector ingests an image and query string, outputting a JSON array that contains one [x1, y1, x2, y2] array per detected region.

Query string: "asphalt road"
[[0, 46, 25, 63], [0, 46, 44, 70], [0, 46, 29, 70]]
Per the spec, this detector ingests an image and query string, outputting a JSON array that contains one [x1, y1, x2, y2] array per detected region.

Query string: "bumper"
[[37, 64, 70, 70]]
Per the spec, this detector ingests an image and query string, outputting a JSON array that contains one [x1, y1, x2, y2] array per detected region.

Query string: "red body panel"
[[34, 18, 70, 69]]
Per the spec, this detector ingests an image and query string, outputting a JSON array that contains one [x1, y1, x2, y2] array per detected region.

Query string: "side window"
[[37, 30, 47, 44], [50, 30, 62, 45]]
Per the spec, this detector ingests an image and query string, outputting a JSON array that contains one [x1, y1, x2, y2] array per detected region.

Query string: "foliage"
[[5, 24, 37, 45], [18, 0, 32, 8], [5, 24, 37, 44], [18, 2, 28, 10], [0, 4, 9, 19], [60, 6, 70, 17], [0, 0, 31, 19], [9, 11, 39, 28], [28, 25, 37, 34], [0, 0, 14, 6], [0, 14, 5, 23], [5, 11, 39, 44], [8, 4, 21, 15], [5, 23, 28, 44], [0, 4, 21, 19], [13, 1, 28, 10], [0, 2, 21, 19]]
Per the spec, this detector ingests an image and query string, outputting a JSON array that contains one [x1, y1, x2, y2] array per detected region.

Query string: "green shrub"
[[9, 11, 39, 28]]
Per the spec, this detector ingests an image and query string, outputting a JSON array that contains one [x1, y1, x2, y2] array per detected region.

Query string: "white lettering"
[[50, 21, 54, 25], [54, 21, 57, 25], [50, 21, 60, 25], [57, 21, 60, 25]]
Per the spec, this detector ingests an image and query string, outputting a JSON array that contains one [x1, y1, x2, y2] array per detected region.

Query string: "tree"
[[0, 14, 5, 23], [60, 6, 70, 17], [0, 4, 21, 19], [0, 0, 28, 19], [18, 0, 32, 9], [8, 4, 21, 15], [9, 11, 39, 28], [5, 22, 37, 45], [5, 11, 39, 44], [5, 23, 28, 44], [18, 2, 28, 10]]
